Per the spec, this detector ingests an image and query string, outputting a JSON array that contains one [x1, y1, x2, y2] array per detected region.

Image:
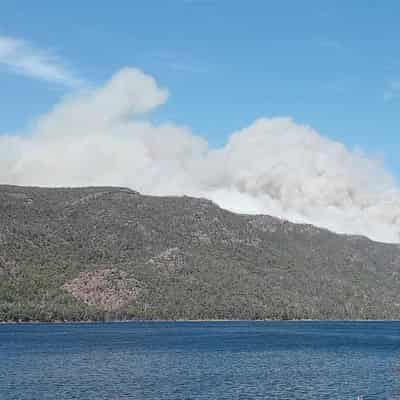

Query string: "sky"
[[1, 1, 400, 242]]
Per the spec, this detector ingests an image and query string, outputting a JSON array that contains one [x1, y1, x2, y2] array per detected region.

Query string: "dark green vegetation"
[[1, 185, 400, 322]]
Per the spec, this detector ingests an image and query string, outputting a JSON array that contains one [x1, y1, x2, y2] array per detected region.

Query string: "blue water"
[[1, 322, 400, 399]]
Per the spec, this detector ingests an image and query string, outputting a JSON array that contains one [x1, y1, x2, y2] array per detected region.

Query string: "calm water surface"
[[1, 321, 400, 399]]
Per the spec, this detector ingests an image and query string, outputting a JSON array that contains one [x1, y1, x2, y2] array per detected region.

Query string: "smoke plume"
[[1, 68, 400, 243]]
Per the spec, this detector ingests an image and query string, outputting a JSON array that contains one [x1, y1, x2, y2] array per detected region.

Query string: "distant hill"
[[1, 185, 400, 322]]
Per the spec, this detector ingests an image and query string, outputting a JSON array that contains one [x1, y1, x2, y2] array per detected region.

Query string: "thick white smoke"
[[1, 67, 400, 243]]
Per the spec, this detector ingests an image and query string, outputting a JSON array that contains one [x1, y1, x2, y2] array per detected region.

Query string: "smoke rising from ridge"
[[1, 67, 400, 243]]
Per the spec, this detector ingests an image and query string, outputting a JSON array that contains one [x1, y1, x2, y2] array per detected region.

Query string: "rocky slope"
[[1, 185, 400, 321]]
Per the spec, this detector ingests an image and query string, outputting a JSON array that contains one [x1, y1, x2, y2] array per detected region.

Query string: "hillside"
[[1, 185, 400, 322]]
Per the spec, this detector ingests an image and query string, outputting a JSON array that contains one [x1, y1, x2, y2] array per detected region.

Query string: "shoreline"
[[1, 318, 399, 325]]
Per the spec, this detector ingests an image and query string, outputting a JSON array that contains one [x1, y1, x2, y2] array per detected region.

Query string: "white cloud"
[[0, 35, 82, 87], [1, 67, 400, 243]]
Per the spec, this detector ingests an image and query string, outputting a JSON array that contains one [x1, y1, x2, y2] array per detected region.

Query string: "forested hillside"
[[1, 185, 400, 322]]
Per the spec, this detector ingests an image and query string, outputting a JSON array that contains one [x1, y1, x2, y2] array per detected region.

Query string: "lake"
[[1, 321, 400, 399]]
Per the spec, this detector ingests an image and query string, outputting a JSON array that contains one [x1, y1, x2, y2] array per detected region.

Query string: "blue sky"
[[0, 0, 399, 176]]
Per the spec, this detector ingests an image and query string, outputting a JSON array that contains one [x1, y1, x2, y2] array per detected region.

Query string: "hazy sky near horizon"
[[1, 1, 400, 242]]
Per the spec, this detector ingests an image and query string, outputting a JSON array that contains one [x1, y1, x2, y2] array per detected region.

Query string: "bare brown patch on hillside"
[[63, 268, 141, 311]]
